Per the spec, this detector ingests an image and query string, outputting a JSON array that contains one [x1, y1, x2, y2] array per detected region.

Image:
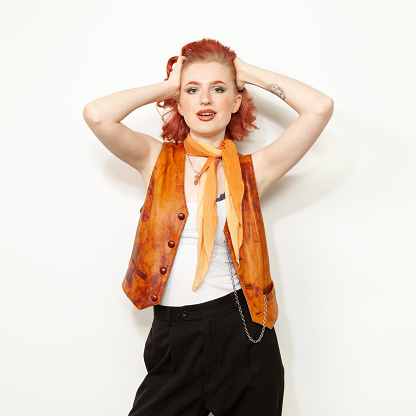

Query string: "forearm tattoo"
[[267, 84, 286, 101]]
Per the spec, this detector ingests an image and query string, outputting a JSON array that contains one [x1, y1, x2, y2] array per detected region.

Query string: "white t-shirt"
[[160, 198, 241, 306]]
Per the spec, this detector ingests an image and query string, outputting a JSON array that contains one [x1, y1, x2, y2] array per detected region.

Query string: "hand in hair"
[[234, 56, 247, 91], [166, 55, 185, 99]]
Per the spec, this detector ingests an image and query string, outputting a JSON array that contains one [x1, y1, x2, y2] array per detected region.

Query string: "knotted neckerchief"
[[183, 133, 244, 291]]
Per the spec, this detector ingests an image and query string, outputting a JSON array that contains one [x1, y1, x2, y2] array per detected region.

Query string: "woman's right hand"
[[234, 56, 248, 91], [166, 56, 185, 99]]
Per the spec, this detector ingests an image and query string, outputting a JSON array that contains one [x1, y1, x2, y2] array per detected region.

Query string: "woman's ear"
[[177, 100, 184, 116], [232, 94, 242, 113]]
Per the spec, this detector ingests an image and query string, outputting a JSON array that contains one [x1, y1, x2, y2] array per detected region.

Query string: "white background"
[[1, 1, 415, 415]]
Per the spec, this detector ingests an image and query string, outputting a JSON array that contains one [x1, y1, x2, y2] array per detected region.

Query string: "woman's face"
[[178, 61, 241, 144]]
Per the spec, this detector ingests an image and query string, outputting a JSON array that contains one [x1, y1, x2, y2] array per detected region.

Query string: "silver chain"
[[224, 239, 267, 343], [185, 153, 201, 175]]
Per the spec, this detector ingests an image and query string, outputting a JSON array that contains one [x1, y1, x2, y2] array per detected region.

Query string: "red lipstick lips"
[[196, 109, 216, 121]]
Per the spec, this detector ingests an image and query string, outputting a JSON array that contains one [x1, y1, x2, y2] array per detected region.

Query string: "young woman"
[[83, 38, 333, 416]]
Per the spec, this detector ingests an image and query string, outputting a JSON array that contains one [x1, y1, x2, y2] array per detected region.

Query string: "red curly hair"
[[157, 38, 258, 144]]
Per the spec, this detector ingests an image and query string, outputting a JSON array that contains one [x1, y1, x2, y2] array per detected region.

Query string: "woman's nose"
[[200, 90, 212, 105]]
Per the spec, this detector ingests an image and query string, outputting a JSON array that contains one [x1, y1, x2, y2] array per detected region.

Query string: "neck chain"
[[186, 153, 223, 185]]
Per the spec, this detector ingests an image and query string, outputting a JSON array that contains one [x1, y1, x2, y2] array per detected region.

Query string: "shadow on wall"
[[249, 94, 358, 416], [101, 159, 153, 332]]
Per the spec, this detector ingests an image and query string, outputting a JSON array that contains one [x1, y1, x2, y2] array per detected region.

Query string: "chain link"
[[224, 239, 267, 343]]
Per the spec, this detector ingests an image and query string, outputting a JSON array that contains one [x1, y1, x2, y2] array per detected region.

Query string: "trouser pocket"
[[143, 320, 175, 374]]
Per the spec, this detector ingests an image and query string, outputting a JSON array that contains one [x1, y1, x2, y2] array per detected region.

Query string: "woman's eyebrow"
[[184, 80, 227, 87]]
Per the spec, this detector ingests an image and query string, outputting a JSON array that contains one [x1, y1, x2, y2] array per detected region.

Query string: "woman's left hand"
[[234, 56, 247, 91]]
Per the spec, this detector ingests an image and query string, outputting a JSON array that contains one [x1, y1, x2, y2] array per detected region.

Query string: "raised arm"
[[234, 57, 334, 197], [83, 57, 184, 188]]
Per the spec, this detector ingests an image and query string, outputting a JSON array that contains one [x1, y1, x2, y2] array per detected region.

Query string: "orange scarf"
[[184, 133, 244, 291]]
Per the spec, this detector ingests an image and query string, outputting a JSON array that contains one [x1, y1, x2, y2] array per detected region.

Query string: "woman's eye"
[[213, 86, 225, 93], [186, 87, 198, 94]]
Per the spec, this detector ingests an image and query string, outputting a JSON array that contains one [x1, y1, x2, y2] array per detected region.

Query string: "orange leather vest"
[[122, 142, 278, 329]]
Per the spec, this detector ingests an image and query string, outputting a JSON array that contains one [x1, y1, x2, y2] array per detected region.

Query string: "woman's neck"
[[188, 130, 225, 148]]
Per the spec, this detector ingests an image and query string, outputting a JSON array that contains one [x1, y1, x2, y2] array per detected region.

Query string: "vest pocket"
[[265, 282, 279, 328], [129, 259, 147, 280], [265, 281, 275, 301]]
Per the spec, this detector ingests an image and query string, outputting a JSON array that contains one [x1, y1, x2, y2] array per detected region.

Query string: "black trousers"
[[128, 289, 284, 416]]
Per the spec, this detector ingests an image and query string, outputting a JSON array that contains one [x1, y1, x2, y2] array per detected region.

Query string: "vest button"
[[151, 294, 158, 302], [160, 267, 167, 274], [168, 241, 175, 248], [178, 213, 185, 220]]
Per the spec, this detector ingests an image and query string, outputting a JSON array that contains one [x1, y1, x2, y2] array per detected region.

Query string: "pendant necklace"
[[186, 153, 222, 185]]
